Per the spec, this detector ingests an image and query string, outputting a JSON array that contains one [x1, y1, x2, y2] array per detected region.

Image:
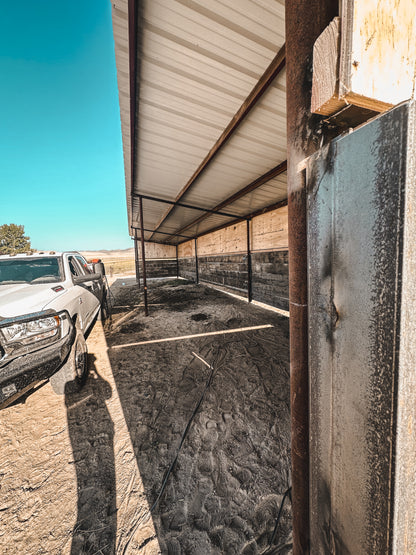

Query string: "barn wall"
[[135, 243, 177, 279], [140, 243, 176, 259], [177, 206, 289, 309]]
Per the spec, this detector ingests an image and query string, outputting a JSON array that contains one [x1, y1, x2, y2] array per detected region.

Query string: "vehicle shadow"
[[65, 354, 116, 554]]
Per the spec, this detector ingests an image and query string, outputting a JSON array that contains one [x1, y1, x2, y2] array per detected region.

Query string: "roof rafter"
[[172, 160, 287, 237], [149, 43, 286, 239]]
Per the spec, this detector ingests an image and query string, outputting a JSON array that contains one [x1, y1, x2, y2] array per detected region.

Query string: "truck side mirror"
[[93, 262, 105, 276], [73, 273, 102, 285]]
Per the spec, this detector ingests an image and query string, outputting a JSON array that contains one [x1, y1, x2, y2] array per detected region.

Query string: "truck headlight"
[[2, 315, 60, 345], [0, 311, 72, 360]]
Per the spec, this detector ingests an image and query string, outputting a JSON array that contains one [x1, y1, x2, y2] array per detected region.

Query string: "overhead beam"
[[131, 226, 194, 240], [133, 193, 240, 219], [149, 43, 286, 238], [174, 161, 287, 237]]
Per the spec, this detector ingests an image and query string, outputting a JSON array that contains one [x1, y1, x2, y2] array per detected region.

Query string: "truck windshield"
[[0, 257, 63, 285]]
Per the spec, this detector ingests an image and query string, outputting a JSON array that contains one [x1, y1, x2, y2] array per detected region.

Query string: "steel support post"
[[134, 229, 140, 285], [285, 1, 338, 553], [138, 196, 149, 317], [194, 238, 199, 284], [246, 219, 252, 302], [176, 245, 179, 278]]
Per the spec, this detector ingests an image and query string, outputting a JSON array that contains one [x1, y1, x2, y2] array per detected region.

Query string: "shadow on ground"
[[65, 355, 116, 553], [104, 278, 292, 554]]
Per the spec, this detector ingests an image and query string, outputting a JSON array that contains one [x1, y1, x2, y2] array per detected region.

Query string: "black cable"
[[149, 353, 217, 513], [269, 486, 292, 547], [104, 275, 116, 308]]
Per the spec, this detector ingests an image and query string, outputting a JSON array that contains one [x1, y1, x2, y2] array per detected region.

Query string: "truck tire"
[[50, 326, 88, 395]]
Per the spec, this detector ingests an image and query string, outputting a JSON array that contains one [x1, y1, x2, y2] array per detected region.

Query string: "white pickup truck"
[[0, 251, 106, 407]]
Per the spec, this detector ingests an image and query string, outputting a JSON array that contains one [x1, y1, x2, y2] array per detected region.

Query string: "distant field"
[[81, 250, 135, 276], [99, 257, 135, 276]]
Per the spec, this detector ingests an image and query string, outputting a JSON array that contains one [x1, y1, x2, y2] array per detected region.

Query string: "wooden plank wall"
[[251, 206, 288, 251], [198, 221, 247, 256], [178, 206, 288, 258], [139, 243, 176, 259], [178, 240, 195, 259]]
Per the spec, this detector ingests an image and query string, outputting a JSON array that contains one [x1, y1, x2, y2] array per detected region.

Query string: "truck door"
[[67, 256, 100, 332]]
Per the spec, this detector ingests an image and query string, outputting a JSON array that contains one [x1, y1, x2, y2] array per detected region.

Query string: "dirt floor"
[[0, 278, 292, 554]]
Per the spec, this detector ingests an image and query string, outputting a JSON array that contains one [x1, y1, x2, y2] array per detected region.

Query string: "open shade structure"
[[112, 0, 287, 244]]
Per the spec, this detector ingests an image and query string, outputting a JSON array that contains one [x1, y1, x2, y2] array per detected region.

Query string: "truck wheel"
[[50, 327, 88, 395]]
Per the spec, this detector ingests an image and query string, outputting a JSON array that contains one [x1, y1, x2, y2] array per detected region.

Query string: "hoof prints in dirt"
[[107, 279, 291, 554], [191, 313, 209, 322], [118, 322, 146, 334]]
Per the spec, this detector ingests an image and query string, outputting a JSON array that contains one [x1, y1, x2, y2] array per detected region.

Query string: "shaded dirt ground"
[[0, 278, 291, 554]]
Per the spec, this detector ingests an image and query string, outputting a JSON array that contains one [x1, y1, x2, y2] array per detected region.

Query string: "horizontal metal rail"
[[133, 193, 241, 219], [131, 226, 193, 240]]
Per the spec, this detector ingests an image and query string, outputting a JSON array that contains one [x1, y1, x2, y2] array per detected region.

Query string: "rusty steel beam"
[[138, 196, 149, 317], [134, 228, 140, 286], [246, 219, 252, 302], [194, 238, 199, 284], [128, 0, 138, 230], [286, 1, 339, 553], [150, 44, 286, 238], [131, 226, 194, 240], [174, 161, 287, 237]]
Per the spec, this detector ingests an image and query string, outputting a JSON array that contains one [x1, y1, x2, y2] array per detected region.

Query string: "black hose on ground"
[[150, 352, 217, 513]]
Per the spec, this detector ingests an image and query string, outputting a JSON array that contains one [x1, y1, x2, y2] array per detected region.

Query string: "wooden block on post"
[[340, 0, 416, 111], [311, 17, 346, 115]]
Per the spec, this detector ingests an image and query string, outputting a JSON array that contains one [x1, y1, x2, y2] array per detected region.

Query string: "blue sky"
[[0, 1, 131, 251]]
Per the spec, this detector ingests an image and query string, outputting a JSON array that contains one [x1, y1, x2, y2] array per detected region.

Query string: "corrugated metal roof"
[[112, 0, 287, 244]]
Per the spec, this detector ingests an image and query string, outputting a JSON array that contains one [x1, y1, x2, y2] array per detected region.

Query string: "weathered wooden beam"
[[311, 17, 345, 115], [150, 44, 286, 238]]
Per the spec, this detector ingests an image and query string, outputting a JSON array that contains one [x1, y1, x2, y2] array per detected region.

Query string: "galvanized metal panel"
[[307, 102, 416, 554], [392, 101, 416, 555]]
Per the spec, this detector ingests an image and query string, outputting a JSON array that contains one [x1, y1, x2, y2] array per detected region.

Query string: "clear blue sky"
[[0, 1, 132, 251]]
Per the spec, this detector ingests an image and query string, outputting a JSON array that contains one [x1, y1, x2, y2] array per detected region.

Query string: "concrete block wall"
[[137, 258, 177, 279], [251, 251, 289, 310], [177, 257, 197, 282], [198, 254, 248, 293]]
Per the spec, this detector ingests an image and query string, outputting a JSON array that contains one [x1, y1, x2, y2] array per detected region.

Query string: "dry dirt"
[[0, 278, 292, 554]]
